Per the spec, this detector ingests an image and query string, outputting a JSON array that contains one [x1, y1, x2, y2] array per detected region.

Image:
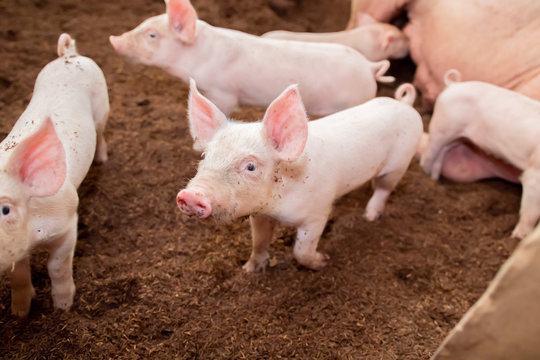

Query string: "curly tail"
[[443, 69, 461, 86], [394, 83, 416, 106], [372, 60, 395, 83], [57, 33, 78, 58]]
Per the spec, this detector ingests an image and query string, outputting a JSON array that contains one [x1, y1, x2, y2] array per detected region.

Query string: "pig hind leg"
[[293, 211, 331, 270], [93, 103, 109, 163], [10, 257, 36, 317], [364, 167, 407, 221], [421, 136, 460, 180], [512, 164, 540, 239], [95, 119, 108, 163], [243, 215, 276, 273]]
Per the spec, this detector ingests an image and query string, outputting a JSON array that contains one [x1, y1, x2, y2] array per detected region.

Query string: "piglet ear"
[[188, 78, 228, 150], [166, 0, 198, 43], [8, 117, 66, 198], [356, 12, 377, 27], [381, 32, 394, 50], [262, 85, 308, 162]]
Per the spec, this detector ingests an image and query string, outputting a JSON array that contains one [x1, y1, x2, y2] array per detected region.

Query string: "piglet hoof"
[[511, 224, 531, 240], [95, 144, 108, 163], [11, 287, 35, 317], [363, 209, 382, 222], [96, 152, 108, 164], [295, 251, 329, 270], [11, 301, 31, 317], [51, 283, 75, 310], [242, 253, 269, 273]]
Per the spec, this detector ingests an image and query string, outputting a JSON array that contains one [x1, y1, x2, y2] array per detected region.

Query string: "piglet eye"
[[1, 206, 10, 216], [149, 33, 157, 39], [247, 163, 256, 171]]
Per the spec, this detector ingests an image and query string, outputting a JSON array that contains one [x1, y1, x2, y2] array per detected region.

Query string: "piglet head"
[[0, 118, 66, 272], [109, 0, 197, 68], [377, 23, 409, 59], [177, 80, 308, 222]]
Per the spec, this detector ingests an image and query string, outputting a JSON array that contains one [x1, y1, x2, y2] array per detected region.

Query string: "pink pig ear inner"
[[262, 85, 308, 162], [188, 80, 228, 148], [8, 117, 67, 198], [166, 0, 198, 43]]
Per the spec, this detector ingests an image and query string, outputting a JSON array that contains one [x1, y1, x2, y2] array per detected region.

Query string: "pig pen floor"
[[0, 1, 522, 359]]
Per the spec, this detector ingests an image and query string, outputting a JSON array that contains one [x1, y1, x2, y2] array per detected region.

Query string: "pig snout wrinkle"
[[176, 190, 212, 218]]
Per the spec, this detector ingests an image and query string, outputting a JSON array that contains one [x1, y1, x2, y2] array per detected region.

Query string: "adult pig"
[[109, 0, 394, 116], [0, 34, 109, 316], [262, 13, 408, 62], [346, 0, 540, 107], [421, 70, 540, 239], [431, 225, 540, 360], [177, 79, 422, 271]]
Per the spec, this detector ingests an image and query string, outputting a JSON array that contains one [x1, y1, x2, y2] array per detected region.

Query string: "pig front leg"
[[47, 216, 77, 310], [293, 215, 331, 270], [512, 165, 540, 239], [243, 215, 276, 273], [10, 257, 36, 317]]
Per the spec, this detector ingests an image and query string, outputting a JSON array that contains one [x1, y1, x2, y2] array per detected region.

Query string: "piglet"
[[0, 33, 109, 316], [109, 0, 394, 116], [262, 13, 408, 62], [420, 70, 540, 239], [177, 79, 422, 271]]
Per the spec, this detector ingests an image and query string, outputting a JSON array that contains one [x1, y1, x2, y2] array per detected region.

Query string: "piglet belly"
[[441, 141, 522, 184]]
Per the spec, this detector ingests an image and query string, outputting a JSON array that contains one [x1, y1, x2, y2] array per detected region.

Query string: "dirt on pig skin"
[[0, 0, 522, 359]]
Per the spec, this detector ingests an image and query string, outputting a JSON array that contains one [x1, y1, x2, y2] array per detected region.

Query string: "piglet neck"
[[166, 21, 218, 83]]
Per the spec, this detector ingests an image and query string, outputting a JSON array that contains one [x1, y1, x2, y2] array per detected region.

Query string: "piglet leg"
[[47, 216, 77, 310], [94, 115, 109, 163], [365, 168, 407, 221], [243, 215, 276, 273], [10, 257, 35, 317], [293, 215, 330, 270], [512, 165, 540, 239]]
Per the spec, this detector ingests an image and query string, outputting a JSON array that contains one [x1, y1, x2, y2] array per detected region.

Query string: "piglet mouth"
[[176, 189, 212, 219]]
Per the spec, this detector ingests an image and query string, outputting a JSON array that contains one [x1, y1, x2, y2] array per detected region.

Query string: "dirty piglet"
[[421, 70, 540, 239], [0, 33, 109, 316], [177, 79, 422, 271], [109, 0, 394, 116]]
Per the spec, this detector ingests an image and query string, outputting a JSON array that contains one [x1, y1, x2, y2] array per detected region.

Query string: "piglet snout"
[[176, 189, 212, 218], [109, 35, 122, 53]]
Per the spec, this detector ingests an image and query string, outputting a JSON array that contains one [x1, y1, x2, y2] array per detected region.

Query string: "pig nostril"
[[176, 190, 211, 218]]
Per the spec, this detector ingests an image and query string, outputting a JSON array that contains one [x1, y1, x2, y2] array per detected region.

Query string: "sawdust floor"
[[0, 0, 521, 359]]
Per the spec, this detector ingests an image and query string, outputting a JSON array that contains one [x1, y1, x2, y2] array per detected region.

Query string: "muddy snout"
[[176, 189, 212, 218]]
